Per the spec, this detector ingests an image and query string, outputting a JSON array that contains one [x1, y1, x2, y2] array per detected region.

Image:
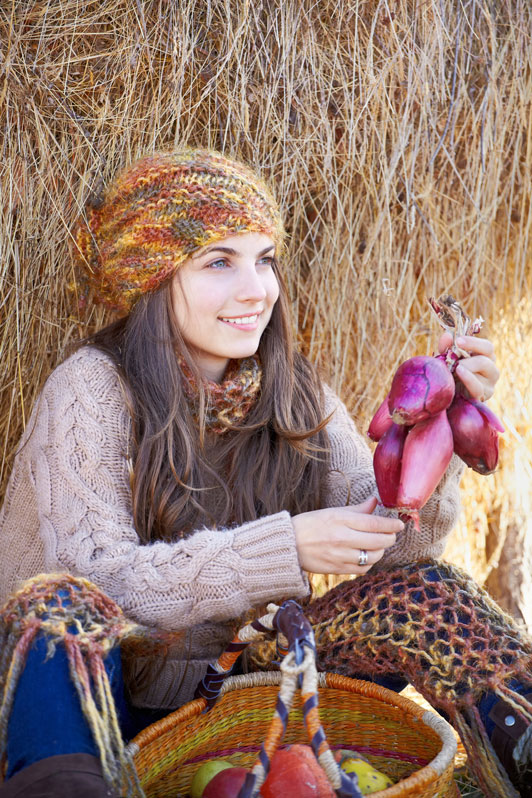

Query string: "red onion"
[[371, 295, 500, 530], [388, 356, 455, 425], [396, 411, 454, 529], [447, 394, 504, 475], [367, 392, 393, 441], [373, 422, 408, 507]]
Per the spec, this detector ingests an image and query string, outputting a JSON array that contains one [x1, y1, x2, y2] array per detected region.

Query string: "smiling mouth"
[[219, 314, 260, 325]]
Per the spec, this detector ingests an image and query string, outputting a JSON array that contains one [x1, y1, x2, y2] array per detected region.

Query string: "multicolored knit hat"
[[72, 148, 285, 314]]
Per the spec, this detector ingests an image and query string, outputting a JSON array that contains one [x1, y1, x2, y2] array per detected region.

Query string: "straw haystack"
[[1, 1, 531, 627]]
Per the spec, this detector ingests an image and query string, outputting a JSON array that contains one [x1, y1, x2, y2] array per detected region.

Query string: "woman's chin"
[[222, 339, 261, 360], [229, 346, 260, 360]]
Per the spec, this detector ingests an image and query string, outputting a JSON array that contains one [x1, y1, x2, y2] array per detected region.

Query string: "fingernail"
[[456, 337, 466, 346]]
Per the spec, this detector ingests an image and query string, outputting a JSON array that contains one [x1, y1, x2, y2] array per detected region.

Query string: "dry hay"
[[1, 0, 531, 615]]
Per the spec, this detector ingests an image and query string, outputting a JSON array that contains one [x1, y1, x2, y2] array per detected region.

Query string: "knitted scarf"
[[179, 355, 262, 434], [250, 559, 532, 797], [0, 574, 175, 797]]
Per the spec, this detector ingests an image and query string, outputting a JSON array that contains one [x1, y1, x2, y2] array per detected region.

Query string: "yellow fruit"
[[340, 757, 393, 794]]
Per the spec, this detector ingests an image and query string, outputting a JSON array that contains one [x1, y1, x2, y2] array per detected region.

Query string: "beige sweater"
[[0, 347, 463, 709]]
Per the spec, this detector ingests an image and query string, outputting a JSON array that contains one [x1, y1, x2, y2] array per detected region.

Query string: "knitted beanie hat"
[[72, 148, 285, 313]]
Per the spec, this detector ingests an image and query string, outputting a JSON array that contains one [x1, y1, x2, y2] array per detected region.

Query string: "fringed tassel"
[[515, 721, 532, 774], [0, 573, 177, 797], [0, 623, 41, 758], [64, 638, 143, 795], [453, 705, 521, 797]]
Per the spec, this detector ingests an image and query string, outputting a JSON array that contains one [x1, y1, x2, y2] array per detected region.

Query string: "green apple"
[[189, 759, 233, 798]]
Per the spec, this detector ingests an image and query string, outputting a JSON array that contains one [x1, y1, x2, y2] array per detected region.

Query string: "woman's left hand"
[[438, 332, 500, 402]]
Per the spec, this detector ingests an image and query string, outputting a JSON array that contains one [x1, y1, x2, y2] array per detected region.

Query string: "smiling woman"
[[0, 148, 530, 798], [171, 233, 280, 381]]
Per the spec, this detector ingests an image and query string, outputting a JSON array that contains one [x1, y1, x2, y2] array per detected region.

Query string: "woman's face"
[[170, 232, 280, 382]]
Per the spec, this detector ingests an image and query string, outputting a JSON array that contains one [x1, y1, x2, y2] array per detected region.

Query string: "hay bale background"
[[1, 0, 531, 625]]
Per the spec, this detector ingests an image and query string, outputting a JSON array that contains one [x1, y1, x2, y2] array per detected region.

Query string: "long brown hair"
[[85, 262, 330, 543]]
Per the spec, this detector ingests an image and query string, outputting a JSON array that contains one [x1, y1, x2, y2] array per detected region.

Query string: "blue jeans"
[[6, 633, 168, 780]]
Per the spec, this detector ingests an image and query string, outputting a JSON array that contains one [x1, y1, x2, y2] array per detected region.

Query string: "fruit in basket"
[[202, 766, 248, 798], [339, 753, 393, 793], [260, 744, 335, 798], [190, 759, 234, 798], [333, 748, 368, 764]]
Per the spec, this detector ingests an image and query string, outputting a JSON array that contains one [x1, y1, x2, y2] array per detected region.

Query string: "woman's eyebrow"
[[194, 245, 275, 258]]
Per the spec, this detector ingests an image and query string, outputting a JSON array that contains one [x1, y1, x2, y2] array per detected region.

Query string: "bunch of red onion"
[[368, 296, 504, 529]]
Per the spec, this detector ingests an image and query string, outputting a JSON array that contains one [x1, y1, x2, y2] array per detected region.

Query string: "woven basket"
[[128, 602, 459, 798]]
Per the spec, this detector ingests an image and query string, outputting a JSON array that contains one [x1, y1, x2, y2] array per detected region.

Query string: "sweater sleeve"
[[31, 349, 308, 631], [322, 386, 464, 566]]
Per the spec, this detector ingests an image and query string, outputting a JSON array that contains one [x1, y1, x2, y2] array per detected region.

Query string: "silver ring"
[[358, 549, 368, 567]]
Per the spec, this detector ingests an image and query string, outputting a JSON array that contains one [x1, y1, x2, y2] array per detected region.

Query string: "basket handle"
[[194, 599, 313, 708], [194, 600, 364, 798]]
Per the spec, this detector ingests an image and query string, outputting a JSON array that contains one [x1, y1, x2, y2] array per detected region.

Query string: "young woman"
[[0, 149, 530, 798]]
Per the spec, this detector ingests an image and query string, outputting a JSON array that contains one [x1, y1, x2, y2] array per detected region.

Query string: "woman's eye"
[[258, 256, 274, 266], [207, 258, 229, 270]]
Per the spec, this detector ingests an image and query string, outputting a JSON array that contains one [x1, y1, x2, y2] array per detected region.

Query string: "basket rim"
[[128, 673, 458, 797], [217, 672, 458, 776]]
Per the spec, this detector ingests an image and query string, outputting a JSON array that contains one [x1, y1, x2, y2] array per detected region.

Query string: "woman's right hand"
[[292, 496, 403, 574]]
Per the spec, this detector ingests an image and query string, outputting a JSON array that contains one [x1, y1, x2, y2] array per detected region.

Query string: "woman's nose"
[[235, 264, 267, 301]]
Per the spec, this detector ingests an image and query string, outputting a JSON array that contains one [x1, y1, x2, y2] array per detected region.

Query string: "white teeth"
[[221, 314, 258, 325]]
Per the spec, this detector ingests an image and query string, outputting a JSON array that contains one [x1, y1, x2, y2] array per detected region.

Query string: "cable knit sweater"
[[0, 347, 463, 709]]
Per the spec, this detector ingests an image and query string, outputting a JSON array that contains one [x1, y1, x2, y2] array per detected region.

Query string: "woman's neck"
[[189, 353, 230, 384]]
